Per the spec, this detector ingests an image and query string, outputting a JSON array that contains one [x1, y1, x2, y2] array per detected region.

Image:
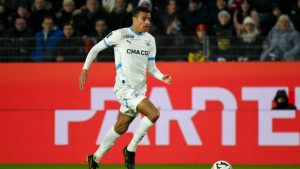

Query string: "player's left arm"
[[147, 38, 172, 84]]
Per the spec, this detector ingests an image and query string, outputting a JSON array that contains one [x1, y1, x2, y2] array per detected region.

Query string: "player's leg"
[[87, 111, 134, 169], [136, 98, 160, 122], [123, 98, 159, 169], [127, 98, 159, 151], [114, 112, 136, 134], [94, 112, 134, 162]]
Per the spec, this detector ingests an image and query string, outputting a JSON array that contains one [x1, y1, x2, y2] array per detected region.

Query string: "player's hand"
[[79, 69, 88, 90], [162, 74, 172, 84]]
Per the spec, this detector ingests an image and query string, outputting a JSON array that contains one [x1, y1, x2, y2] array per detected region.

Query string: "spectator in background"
[[78, 16, 104, 60], [2, 1, 32, 25], [89, 18, 109, 42], [183, 0, 208, 35], [282, 1, 296, 14], [102, 0, 134, 13], [13, 3, 32, 26], [227, 0, 240, 11], [261, 3, 282, 36], [233, 0, 259, 36], [161, 15, 186, 61], [187, 23, 209, 62], [30, 0, 54, 33], [0, 1, 10, 29], [56, 23, 84, 62], [6, 17, 34, 62], [102, 0, 115, 13], [161, 0, 178, 36], [260, 15, 300, 61], [290, 0, 300, 32], [156, 13, 187, 61], [33, 16, 63, 62], [8, 0, 34, 11], [272, 90, 297, 110], [55, 0, 75, 29], [210, 10, 236, 61], [73, 0, 108, 36], [132, 0, 163, 11], [249, 0, 272, 25], [155, 0, 178, 60], [166, 15, 184, 46], [237, 17, 263, 61], [271, 4, 282, 24], [108, 0, 131, 30], [207, 0, 230, 32], [138, 0, 152, 9], [30, 0, 53, 33], [88, 18, 114, 61]]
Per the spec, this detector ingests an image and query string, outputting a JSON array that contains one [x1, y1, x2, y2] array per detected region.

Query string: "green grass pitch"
[[0, 164, 299, 169]]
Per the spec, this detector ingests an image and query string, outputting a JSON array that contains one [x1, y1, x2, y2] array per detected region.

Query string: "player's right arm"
[[79, 40, 108, 90], [147, 37, 172, 84], [79, 30, 121, 90]]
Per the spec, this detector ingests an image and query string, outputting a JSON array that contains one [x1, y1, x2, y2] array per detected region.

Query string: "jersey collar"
[[130, 26, 144, 36]]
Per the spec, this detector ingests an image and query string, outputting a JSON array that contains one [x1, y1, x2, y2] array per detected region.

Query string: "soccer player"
[[79, 7, 172, 169]]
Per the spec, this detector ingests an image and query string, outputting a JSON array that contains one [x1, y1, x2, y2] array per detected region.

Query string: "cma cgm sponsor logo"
[[55, 87, 300, 146], [127, 49, 149, 55]]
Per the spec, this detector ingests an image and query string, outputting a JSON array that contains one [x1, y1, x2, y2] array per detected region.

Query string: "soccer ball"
[[211, 160, 232, 169]]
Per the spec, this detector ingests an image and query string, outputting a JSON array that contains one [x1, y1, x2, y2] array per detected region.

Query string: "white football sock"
[[93, 127, 120, 163], [127, 117, 153, 152]]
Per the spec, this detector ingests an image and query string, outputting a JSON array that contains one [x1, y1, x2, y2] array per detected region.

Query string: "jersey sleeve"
[[103, 29, 122, 47], [82, 40, 108, 70], [147, 38, 163, 80], [82, 29, 122, 70], [148, 38, 156, 60]]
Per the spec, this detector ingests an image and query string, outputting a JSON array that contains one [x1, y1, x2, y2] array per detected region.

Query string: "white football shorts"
[[115, 86, 146, 117]]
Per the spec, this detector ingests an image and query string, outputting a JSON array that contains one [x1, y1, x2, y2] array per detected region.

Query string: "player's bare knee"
[[114, 124, 128, 135], [148, 109, 160, 123]]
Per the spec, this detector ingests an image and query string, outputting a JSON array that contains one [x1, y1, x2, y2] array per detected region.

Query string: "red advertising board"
[[0, 62, 300, 164]]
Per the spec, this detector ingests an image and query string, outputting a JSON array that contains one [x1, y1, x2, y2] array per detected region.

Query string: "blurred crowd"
[[0, 0, 300, 62]]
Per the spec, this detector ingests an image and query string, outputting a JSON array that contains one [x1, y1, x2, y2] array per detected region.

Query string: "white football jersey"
[[103, 27, 157, 91]]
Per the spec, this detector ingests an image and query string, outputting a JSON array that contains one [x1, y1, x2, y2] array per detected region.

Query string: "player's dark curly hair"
[[132, 7, 150, 17]]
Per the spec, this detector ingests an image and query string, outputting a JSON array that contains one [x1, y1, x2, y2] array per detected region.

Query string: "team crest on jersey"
[[146, 42, 150, 47]]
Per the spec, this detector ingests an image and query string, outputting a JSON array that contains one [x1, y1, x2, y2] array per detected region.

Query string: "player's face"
[[133, 12, 151, 32]]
